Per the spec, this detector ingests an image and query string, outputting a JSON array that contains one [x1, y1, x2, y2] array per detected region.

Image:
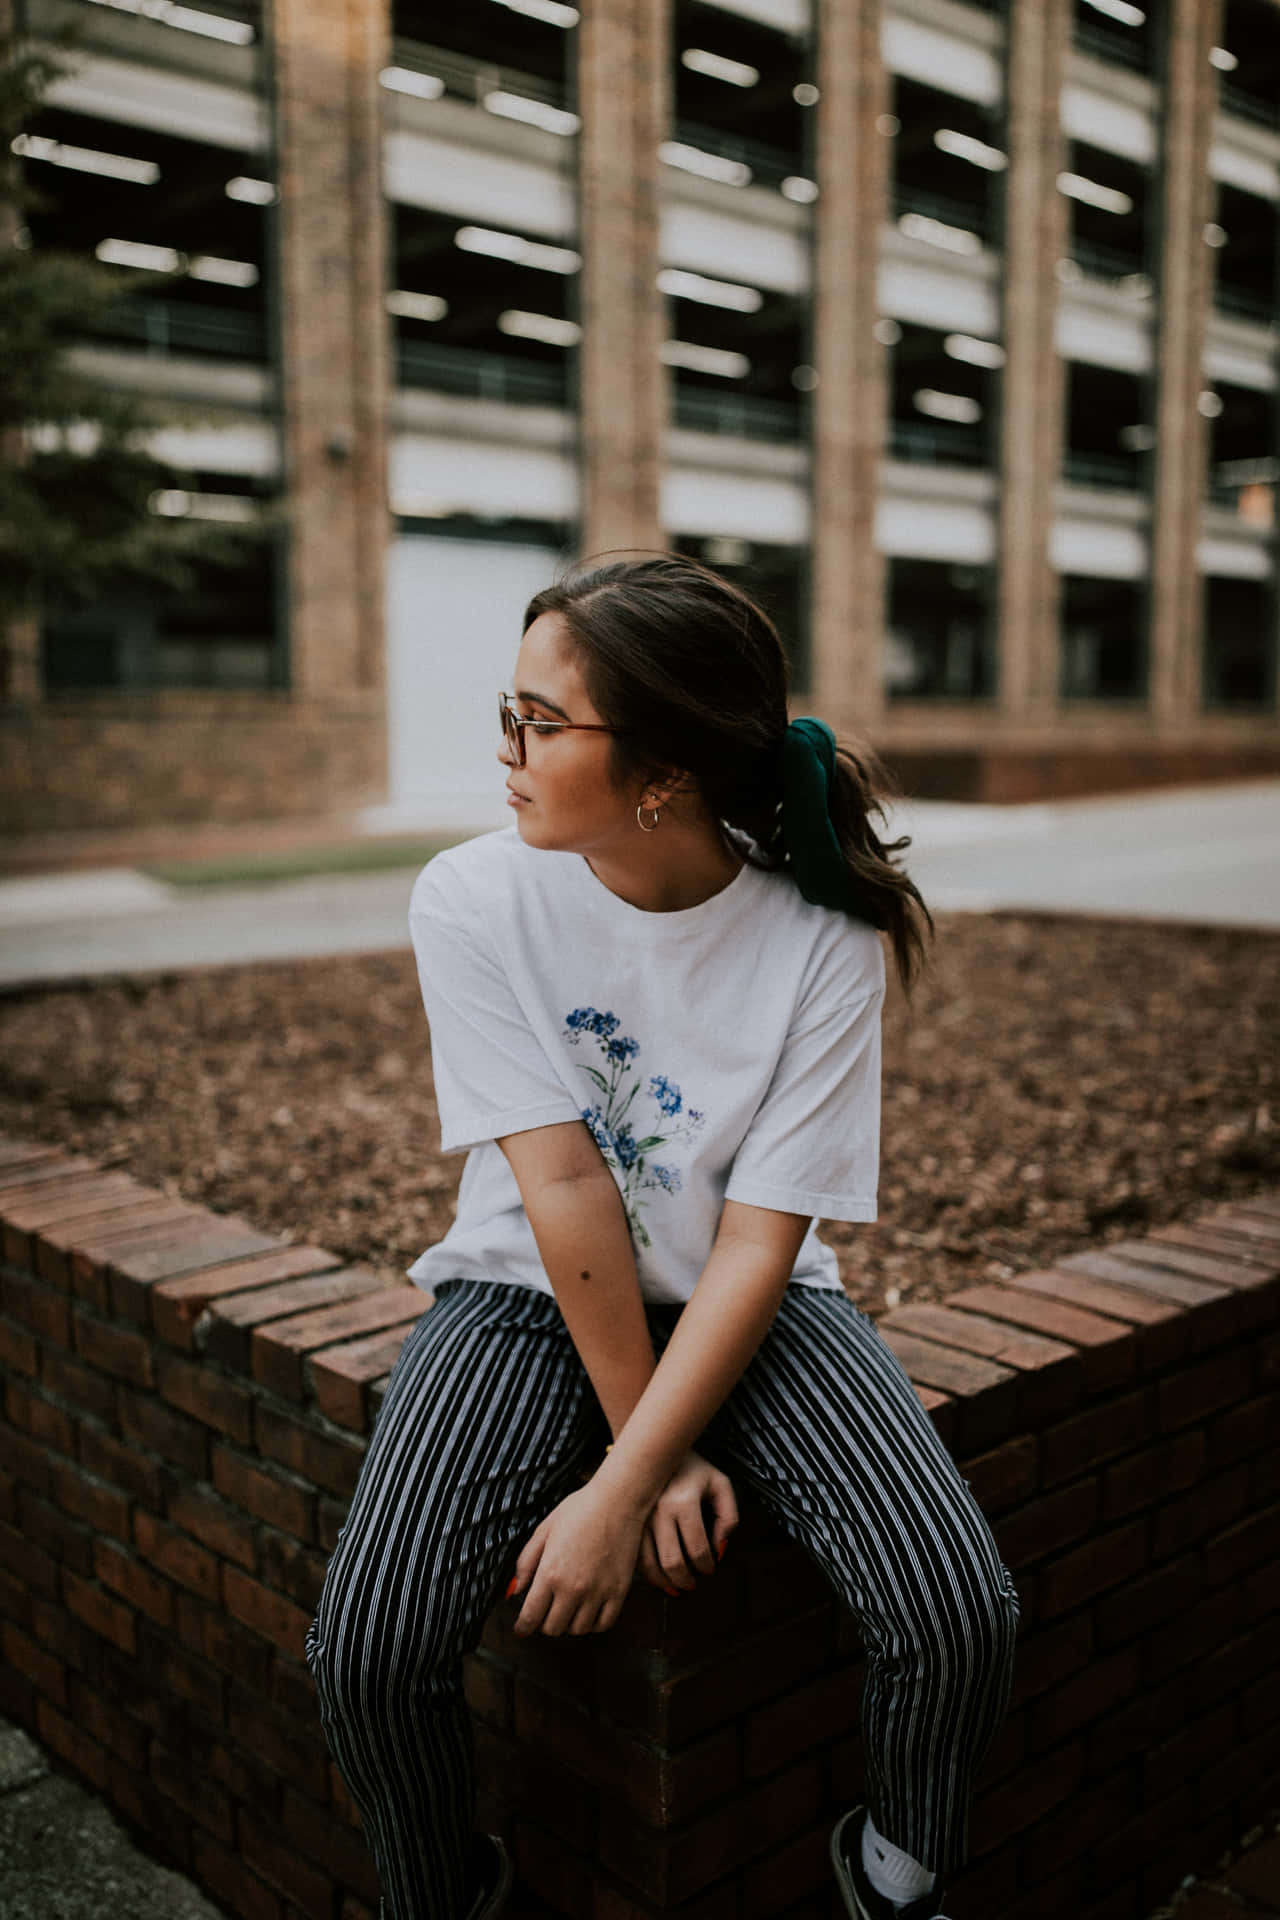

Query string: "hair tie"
[[780, 718, 889, 928]]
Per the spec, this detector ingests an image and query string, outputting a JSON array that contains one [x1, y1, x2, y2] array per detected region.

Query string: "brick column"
[[997, 0, 1070, 719], [1149, 0, 1221, 724], [272, 0, 390, 697], [810, 0, 887, 731], [577, 0, 668, 556], [0, 0, 41, 704]]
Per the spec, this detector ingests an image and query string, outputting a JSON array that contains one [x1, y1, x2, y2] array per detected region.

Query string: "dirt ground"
[[0, 910, 1275, 1313]]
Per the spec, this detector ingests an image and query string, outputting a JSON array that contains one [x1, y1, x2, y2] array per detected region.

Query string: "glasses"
[[498, 692, 625, 768]]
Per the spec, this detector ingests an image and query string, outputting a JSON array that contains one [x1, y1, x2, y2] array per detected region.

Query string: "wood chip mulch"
[[0, 910, 1275, 1314]]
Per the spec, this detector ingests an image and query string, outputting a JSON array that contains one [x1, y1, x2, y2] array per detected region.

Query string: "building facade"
[[2, 0, 1279, 835]]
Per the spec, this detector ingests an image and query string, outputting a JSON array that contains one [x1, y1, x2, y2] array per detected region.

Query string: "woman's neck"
[[583, 814, 743, 914]]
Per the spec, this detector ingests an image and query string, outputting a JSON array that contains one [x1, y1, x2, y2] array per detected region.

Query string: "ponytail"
[[825, 738, 934, 994]]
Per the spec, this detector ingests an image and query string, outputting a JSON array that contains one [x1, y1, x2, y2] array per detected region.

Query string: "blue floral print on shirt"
[[564, 1008, 705, 1248]]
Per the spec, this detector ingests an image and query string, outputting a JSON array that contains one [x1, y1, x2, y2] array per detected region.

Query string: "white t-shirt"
[[406, 825, 885, 1305]]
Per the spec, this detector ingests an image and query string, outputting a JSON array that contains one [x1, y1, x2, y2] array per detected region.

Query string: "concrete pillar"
[[997, 0, 1071, 719], [1149, 0, 1221, 723], [577, 0, 669, 556], [810, 0, 888, 731], [272, 0, 391, 697]]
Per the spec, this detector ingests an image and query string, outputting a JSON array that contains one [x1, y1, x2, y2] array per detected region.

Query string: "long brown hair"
[[523, 552, 933, 992]]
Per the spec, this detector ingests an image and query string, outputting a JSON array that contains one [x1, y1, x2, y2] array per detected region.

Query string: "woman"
[[307, 554, 1019, 1920]]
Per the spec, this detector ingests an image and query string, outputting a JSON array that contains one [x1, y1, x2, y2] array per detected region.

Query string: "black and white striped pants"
[[306, 1278, 1019, 1920]]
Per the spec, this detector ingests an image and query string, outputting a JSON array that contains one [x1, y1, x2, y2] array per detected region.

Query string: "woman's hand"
[[637, 1450, 738, 1595], [509, 1482, 646, 1638]]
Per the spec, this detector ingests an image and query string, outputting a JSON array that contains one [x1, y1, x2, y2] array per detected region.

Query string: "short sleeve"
[[409, 859, 582, 1154], [724, 942, 885, 1223]]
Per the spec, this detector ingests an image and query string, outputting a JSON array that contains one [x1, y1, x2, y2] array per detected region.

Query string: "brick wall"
[[0, 1131, 1277, 1920], [0, 692, 386, 835]]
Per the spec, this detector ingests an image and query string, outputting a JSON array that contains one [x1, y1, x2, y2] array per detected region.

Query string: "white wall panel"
[[46, 54, 266, 151], [384, 130, 575, 236], [391, 432, 577, 521]]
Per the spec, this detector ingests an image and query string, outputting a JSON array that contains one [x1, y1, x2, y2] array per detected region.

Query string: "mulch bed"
[[1, 911, 1276, 1313]]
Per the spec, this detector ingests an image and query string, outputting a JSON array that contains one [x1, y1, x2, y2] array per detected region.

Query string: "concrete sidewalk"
[[1, 781, 1277, 991]]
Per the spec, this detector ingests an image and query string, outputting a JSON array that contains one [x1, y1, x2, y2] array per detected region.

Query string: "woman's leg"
[[703, 1287, 1019, 1879], [306, 1280, 602, 1920]]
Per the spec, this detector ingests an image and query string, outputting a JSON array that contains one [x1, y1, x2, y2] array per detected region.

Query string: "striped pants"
[[306, 1279, 1019, 1920]]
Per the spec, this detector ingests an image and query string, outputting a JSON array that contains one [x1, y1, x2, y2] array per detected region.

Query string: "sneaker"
[[830, 1807, 949, 1920], [463, 1832, 512, 1920]]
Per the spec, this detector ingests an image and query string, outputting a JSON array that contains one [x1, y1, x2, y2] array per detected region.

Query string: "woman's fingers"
[[707, 1470, 740, 1557], [651, 1508, 698, 1590], [638, 1526, 672, 1594], [676, 1499, 716, 1577]]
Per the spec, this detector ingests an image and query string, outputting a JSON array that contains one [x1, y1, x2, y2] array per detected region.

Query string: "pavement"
[[1, 1714, 1276, 1918], [1, 780, 1278, 992]]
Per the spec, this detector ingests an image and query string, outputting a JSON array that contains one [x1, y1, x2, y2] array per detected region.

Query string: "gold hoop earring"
[[636, 802, 661, 833]]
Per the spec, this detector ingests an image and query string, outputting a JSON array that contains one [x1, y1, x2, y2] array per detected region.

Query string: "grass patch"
[[141, 834, 467, 890]]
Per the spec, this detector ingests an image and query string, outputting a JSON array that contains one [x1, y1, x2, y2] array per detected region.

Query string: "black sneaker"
[[830, 1807, 949, 1920], [462, 1832, 512, 1920]]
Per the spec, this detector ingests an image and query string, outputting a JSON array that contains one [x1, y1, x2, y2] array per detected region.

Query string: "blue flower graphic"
[[564, 1009, 704, 1247]]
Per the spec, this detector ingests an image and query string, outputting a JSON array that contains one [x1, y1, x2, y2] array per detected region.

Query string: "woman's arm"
[[497, 1119, 658, 1435], [595, 1200, 811, 1522]]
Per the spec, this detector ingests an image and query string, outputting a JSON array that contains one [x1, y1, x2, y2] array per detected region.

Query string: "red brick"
[[279, 1786, 382, 1904], [154, 1348, 254, 1442], [150, 1739, 236, 1845], [0, 1160, 99, 1204], [876, 1326, 1017, 1450], [0, 1519, 57, 1596], [1095, 1551, 1201, 1648], [228, 1683, 331, 1803], [1058, 1248, 1228, 1311], [152, 1244, 345, 1350], [600, 1754, 823, 1905], [1151, 1465, 1250, 1560], [1006, 1609, 1094, 1708], [93, 1536, 173, 1627], [1204, 1204, 1280, 1250], [1037, 1518, 1148, 1619], [63, 1567, 136, 1654], [1145, 1586, 1238, 1683], [1040, 1389, 1154, 1487], [1101, 1427, 1205, 1523], [969, 1736, 1086, 1852], [166, 1481, 256, 1570], [994, 1478, 1099, 1570], [40, 1345, 117, 1424], [107, 1217, 284, 1321], [950, 1283, 1138, 1386], [191, 1832, 283, 1920], [1027, 1643, 1142, 1751], [178, 1595, 272, 1695], [202, 1262, 385, 1370], [0, 1421, 55, 1498], [48, 1459, 131, 1541], [118, 1384, 210, 1479], [308, 1321, 422, 1430], [1103, 1238, 1269, 1292], [0, 1317, 38, 1377], [0, 1142, 73, 1181], [211, 1443, 317, 1540], [597, 1606, 830, 1748], [1, 1171, 144, 1241], [35, 1696, 109, 1792], [255, 1402, 365, 1500], [1009, 1269, 1189, 1369], [743, 1658, 858, 1778], [67, 1672, 150, 1770], [71, 1309, 154, 1388], [960, 1435, 1039, 1516], [251, 1285, 423, 1399], [1157, 1347, 1254, 1432], [463, 1652, 511, 1729], [2, 1270, 71, 1344], [16, 1486, 94, 1575], [3, 1617, 68, 1708], [223, 1565, 311, 1657], [1205, 1503, 1280, 1585], [256, 1528, 328, 1613], [5, 1379, 75, 1457], [78, 1425, 168, 1508], [1146, 1224, 1278, 1283], [239, 1808, 334, 1920], [1208, 1391, 1280, 1470], [133, 1508, 221, 1602], [35, 1197, 189, 1289]]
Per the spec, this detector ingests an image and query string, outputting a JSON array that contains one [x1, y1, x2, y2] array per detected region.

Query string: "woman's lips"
[[506, 788, 530, 806]]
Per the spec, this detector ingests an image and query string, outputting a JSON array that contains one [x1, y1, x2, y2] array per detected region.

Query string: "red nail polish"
[[716, 1541, 727, 1560], [663, 1585, 680, 1598], [505, 1577, 519, 1599]]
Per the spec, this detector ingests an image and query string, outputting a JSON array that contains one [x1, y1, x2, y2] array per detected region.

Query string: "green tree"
[[0, 29, 263, 658]]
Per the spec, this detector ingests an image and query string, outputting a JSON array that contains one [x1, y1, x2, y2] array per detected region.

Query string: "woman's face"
[[499, 611, 645, 854]]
